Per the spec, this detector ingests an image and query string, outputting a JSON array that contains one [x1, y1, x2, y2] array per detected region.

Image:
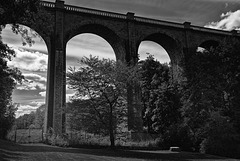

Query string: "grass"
[[0, 139, 236, 161], [46, 131, 160, 150]]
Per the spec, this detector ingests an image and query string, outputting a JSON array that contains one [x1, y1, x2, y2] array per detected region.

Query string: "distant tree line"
[[15, 104, 45, 129]]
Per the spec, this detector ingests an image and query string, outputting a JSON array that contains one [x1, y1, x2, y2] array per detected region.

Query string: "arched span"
[[137, 33, 182, 64], [137, 32, 184, 82], [65, 24, 126, 61], [199, 40, 219, 51]]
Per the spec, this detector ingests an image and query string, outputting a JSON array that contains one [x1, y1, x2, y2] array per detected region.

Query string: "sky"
[[1, 0, 240, 117]]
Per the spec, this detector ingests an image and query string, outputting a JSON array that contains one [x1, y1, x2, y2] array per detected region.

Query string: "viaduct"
[[17, 0, 240, 135]]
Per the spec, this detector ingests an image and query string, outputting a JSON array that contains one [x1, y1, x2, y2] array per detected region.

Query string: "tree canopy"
[[67, 55, 138, 147]]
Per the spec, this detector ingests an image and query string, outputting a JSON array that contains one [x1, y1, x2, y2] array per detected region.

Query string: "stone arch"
[[65, 23, 126, 61], [199, 40, 220, 51], [137, 32, 182, 64], [137, 32, 183, 81]]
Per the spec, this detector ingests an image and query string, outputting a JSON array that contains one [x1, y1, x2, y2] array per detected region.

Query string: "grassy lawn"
[[0, 139, 239, 161]]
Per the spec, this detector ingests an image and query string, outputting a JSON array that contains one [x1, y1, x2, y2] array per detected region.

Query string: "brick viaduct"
[[16, 0, 240, 135]]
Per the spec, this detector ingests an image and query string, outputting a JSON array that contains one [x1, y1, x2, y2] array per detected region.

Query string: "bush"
[[47, 134, 69, 147], [45, 128, 69, 147], [200, 112, 240, 158], [157, 124, 193, 151]]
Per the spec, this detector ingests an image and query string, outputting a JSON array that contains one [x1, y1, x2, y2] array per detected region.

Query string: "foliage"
[[182, 38, 240, 157], [151, 84, 182, 134], [138, 54, 189, 150], [182, 48, 225, 150], [34, 104, 45, 129], [139, 54, 172, 133], [15, 104, 45, 129], [67, 55, 138, 147], [0, 104, 18, 139], [47, 134, 69, 147], [15, 112, 35, 129], [0, 50, 23, 139], [199, 112, 240, 158]]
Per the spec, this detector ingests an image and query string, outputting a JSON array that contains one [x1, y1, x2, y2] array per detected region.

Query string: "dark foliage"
[[182, 38, 240, 157]]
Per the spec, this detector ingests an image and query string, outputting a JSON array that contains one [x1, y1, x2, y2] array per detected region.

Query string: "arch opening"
[[138, 33, 179, 65], [1, 24, 49, 124], [65, 33, 116, 103], [198, 40, 219, 52], [65, 24, 125, 61], [65, 32, 126, 135], [138, 41, 170, 64]]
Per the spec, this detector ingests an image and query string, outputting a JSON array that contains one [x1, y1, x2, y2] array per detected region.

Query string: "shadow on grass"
[[0, 140, 234, 161], [0, 149, 26, 161]]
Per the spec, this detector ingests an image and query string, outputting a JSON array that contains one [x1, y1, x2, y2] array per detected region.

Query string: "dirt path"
[[0, 140, 238, 161]]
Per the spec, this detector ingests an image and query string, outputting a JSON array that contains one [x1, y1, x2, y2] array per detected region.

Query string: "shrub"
[[200, 112, 240, 158], [47, 134, 69, 147], [157, 124, 193, 151]]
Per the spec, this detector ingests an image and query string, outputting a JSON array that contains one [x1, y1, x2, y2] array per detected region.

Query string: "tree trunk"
[[109, 105, 115, 148]]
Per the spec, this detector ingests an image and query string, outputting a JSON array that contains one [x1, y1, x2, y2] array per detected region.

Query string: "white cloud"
[[28, 101, 45, 107], [205, 10, 240, 31], [39, 91, 46, 97], [66, 93, 75, 102], [23, 73, 47, 83], [138, 41, 170, 63], [16, 79, 46, 91], [8, 48, 48, 72], [15, 104, 39, 118]]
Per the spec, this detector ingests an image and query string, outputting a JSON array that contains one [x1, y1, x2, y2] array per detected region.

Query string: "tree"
[[34, 104, 45, 129], [138, 54, 187, 149], [67, 55, 138, 148], [138, 54, 172, 133], [182, 38, 240, 155], [0, 0, 53, 139]]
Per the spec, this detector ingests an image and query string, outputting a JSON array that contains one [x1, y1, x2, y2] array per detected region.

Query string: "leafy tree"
[[67, 55, 138, 147], [34, 104, 45, 129], [182, 38, 240, 155], [139, 54, 179, 133], [182, 48, 225, 148], [139, 54, 171, 133], [15, 112, 35, 129], [138, 54, 186, 149], [216, 38, 240, 134], [200, 111, 240, 158]]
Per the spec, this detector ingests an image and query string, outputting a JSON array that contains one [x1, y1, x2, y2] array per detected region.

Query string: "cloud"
[[205, 10, 240, 31], [66, 34, 115, 62], [66, 93, 75, 102], [16, 82, 46, 91], [7, 48, 48, 72], [23, 73, 47, 83], [138, 41, 170, 63], [15, 104, 39, 117], [28, 101, 45, 107], [16, 73, 47, 91], [39, 91, 46, 97]]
